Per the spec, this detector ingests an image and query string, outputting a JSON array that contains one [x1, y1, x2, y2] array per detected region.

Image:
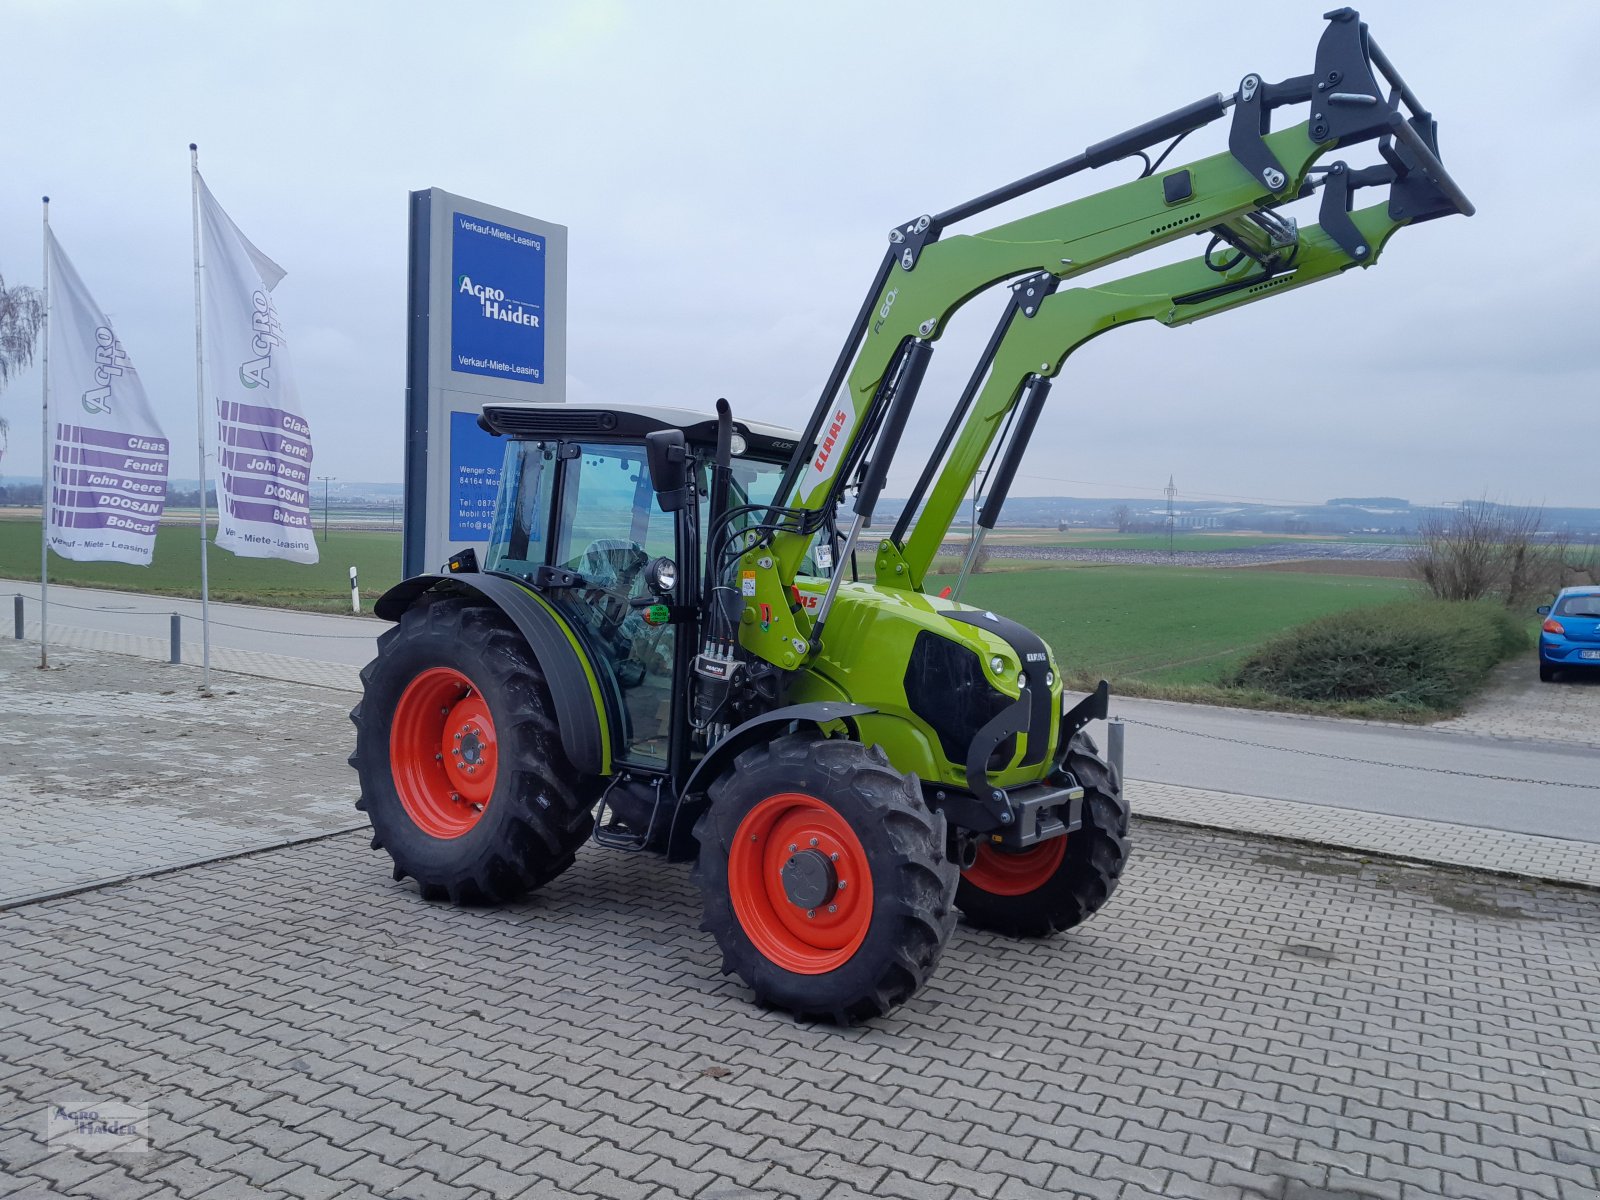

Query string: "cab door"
[[545, 441, 681, 767]]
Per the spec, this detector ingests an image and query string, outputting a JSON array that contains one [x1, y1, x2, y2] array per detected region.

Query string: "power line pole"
[[1165, 474, 1177, 558], [318, 475, 335, 543]]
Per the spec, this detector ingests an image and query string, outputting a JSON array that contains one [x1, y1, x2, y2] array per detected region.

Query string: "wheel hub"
[[780, 849, 838, 910]]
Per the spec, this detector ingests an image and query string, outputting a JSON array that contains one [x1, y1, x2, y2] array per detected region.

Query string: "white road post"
[[349, 566, 360, 614]]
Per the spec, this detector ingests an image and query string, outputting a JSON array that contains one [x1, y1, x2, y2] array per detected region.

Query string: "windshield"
[[705, 457, 827, 579]]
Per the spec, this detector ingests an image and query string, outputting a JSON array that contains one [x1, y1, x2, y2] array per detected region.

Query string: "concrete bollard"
[[170, 613, 181, 664], [1107, 719, 1125, 783], [13, 595, 22, 640]]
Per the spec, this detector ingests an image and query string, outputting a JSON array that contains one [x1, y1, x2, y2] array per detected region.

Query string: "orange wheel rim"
[[389, 666, 498, 839], [727, 793, 874, 975], [963, 838, 1066, 896]]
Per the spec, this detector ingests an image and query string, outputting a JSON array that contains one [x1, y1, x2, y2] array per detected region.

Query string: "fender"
[[664, 701, 876, 862], [374, 572, 614, 776]]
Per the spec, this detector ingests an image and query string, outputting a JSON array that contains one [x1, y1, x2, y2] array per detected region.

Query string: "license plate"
[[1581, 650, 1600, 660]]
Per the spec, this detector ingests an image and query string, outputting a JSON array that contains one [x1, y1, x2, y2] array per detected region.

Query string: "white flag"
[[45, 229, 169, 565], [198, 175, 318, 563]]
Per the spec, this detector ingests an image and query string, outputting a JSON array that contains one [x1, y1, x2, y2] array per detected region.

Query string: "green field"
[[0, 517, 402, 612], [958, 564, 1415, 690], [962, 531, 1336, 552]]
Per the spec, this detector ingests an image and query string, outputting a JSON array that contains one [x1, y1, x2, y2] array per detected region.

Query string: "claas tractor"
[[352, 9, 1472, 1022]]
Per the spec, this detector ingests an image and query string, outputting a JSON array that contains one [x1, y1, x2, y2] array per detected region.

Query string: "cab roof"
[[478, 402, 802, 461]]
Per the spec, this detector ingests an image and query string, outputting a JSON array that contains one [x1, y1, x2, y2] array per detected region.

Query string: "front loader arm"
[[893, 201, 1410, 587], [781, 127, 1325, 529], [727, 7, 1471, 674]]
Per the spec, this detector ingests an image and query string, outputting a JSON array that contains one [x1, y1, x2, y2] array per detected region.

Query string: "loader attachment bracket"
[[1062, 680, 1111, 745]]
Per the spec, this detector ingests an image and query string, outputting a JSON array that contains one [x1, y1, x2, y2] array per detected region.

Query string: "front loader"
[[352, 9, 1472, 1022]]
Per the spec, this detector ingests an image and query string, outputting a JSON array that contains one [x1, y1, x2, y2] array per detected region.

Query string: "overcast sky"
[[2, 0, 1595, 509]]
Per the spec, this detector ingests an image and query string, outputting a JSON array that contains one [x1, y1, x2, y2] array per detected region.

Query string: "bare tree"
[[1110, 504, 1132, 533], [1411, 499, 1568, 606], [0, 269, 46, 458]]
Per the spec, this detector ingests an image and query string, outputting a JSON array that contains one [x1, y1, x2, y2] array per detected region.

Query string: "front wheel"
[[692, 733, 958, 1024], [956, 732, 1131, 937]]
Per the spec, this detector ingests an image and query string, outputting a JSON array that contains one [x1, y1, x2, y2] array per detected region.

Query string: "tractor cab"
[[475, 402, 811, 774]]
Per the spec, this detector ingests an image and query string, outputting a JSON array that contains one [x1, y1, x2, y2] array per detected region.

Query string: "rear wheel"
[[956, 732, 1131, 938], [1539, 661, 1557, 683], [693, 733, 958, 1024], [350, 597, 597, 904]]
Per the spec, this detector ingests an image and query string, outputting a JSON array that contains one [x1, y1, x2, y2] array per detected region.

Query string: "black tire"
[[1539, 661, 1557, 683], [350, 597, 597, 904], [956, 731, 1131, 938], [692, 733, 958, 1024]]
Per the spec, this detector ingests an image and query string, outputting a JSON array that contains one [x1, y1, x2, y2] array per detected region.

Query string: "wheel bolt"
[[838, 880, 848, 890], [806, 909, 815, 919], [830, 852, 839, 861], [434, 753, 442, 762], [449, 792, 460, 802], [828, 904, 837, 913], [809, 838, 818, 847], [789, 844, 797, 852]]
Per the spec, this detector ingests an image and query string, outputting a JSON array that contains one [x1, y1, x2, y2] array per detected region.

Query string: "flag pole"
[[38, 196, 50, 670], [189, 144, 212, 688]]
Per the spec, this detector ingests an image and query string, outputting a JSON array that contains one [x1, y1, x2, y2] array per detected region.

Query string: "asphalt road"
[[6, 577, 382, 666], [9, 578, 1597, 844], [1108, 695, 1598, 843]]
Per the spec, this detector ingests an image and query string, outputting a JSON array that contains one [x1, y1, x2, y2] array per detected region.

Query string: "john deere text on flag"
[[45, 228, 168, 564], [197, 176, 317, 563]]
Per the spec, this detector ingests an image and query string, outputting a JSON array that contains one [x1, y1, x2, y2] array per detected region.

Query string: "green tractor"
[[352, 9, 1471, 1021]]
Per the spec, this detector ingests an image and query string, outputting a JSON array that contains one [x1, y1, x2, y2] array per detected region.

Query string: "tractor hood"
[[788, 579, 1064, 795]]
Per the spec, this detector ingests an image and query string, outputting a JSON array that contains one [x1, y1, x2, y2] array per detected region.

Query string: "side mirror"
[[1536, 605, 1551, 616], [645, 429, 690, 512]]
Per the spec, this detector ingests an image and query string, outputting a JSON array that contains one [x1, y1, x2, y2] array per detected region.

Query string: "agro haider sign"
[[450, 212, 546, 384], [404, 189, 567, 578]]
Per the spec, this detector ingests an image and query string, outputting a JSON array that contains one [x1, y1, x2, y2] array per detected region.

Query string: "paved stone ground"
[[0, 641, 361, 907], [3, 824, 1598, 1200], [1430, 655, 1600, 749]]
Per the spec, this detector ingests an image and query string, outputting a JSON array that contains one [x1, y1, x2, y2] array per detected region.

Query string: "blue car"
[[1537, 586, 1600, 682]]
